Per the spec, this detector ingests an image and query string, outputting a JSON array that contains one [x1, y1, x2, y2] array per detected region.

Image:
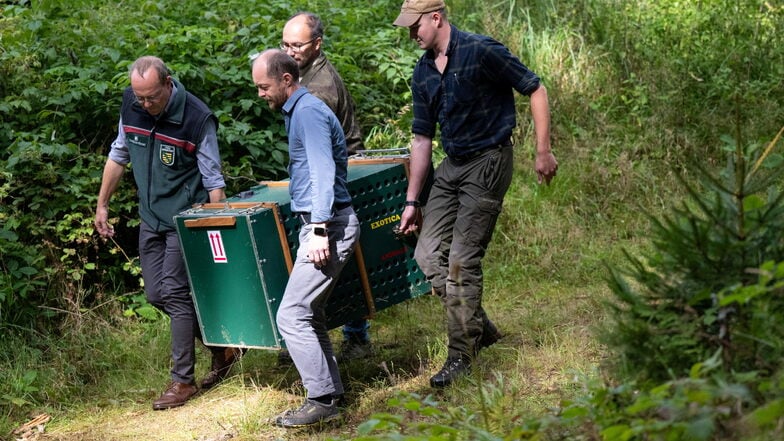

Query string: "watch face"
[[313, 226, 328, 237]]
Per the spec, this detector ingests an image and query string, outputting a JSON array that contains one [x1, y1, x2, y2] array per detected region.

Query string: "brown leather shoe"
[[152, 381, 198, 410], [200, 347, 245, 390]]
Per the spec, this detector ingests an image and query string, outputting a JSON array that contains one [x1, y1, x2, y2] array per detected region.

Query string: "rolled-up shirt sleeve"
[[107, 118, 131, 165], [196, 118, 225, 191]]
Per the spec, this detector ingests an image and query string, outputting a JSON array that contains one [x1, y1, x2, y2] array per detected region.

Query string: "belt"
[[294, 201, 352, 224], [450, 139, 513, 164]]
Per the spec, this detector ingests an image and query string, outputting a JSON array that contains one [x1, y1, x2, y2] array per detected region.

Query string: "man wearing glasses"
[[94, 56, 242, 410], [281, 12, 363, 156], [280, 11, 373, 361]]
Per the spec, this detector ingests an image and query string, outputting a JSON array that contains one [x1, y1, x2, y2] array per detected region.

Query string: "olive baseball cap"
[[392, 0, 446, 27]]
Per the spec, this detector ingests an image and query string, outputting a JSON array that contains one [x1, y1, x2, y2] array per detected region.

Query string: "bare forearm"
[[530, 85, 558, 184], [95, 159, 125, 237], [97, 159, 125, 209], [208, 188, 226, 203], [530, 85, 551, 154], [406, 134, 434, 202], [399, 134, 433, 234]]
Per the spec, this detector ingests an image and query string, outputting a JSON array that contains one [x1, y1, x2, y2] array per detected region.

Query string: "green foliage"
[[544, 358, 751, 441], [0, 0, 413, 332], [542, 267, 784, 440], [120, 292, 163, 321], [318, 5, 418, 139], [0, 313, 174, 435], [575, 0, 784, 159], [1, 0, 415, 430], [3, 0, 784, 438], [349, 390, 535, 441], [604, 131, 784, 381], [0, 330, 47, 434], [716, 259, 784, 373], [351, 356, 784, 440], [474, 0, 783, 168]]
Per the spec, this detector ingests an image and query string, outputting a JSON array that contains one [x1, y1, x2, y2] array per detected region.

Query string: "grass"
[[4, 0, 782, 439], [1, 38, 664, 441], [2, 187, 622, 440], [4, 152, 631, 439], [0, 150, 700, 440]]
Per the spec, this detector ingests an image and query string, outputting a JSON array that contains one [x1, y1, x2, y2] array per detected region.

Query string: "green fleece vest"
[[120, 79, 217, 231]]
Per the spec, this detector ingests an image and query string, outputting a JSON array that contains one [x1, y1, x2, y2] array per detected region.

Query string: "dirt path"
[[24, 387, 360, 441]]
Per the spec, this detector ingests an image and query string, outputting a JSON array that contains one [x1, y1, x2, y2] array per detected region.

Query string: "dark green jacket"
[[300, 52, 363, 154]]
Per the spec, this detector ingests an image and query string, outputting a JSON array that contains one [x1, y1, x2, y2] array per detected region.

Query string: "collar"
[[282, 86, 309, 116], [158, 78, 187, 125], [299, 52, 327, 83], [425, 24, 458, 61]]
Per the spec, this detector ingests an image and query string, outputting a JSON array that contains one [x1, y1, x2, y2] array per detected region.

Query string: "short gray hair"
[[129, 56, 170, 84]]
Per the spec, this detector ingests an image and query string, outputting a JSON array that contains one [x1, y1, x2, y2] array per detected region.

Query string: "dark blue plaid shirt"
[[411, 24, 541, 158]]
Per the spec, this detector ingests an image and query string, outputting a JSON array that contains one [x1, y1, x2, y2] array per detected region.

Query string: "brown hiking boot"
[[200, 347, 245, 390]]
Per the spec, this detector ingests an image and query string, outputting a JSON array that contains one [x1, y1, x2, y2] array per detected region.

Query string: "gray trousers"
[[276, 207, 360, 398], [139, 221, 221, 384], [414, 145, 513, 359]]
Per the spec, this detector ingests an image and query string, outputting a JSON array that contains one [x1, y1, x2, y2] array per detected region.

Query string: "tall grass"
[[2, 0, 783, 439]]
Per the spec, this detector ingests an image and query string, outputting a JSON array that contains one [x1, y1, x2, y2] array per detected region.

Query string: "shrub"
[[0, 0, 413, 331], [603, 129, 784, 382]]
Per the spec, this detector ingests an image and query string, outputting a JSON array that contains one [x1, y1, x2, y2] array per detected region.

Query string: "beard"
[[265, 89, 287, 111]]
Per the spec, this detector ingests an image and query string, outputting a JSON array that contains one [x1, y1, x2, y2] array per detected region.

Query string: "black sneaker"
[[429, 356, 471, 388], [273, 398, 340, 428]]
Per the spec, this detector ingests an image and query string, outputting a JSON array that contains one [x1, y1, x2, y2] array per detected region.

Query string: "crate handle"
[[183, 217, 237, 228]]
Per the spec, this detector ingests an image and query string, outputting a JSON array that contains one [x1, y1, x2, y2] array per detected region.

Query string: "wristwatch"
[[313, 226, 328, 237]]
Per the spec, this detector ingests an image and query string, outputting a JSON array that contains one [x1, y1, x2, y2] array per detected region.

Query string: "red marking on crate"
[[381, 247, 406, 261], [208, 231, 228, 263]]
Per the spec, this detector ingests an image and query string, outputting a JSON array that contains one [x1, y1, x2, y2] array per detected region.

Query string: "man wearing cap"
[[394, 0, 558, 388]]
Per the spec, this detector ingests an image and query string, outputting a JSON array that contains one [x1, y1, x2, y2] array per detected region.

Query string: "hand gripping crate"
[[174, 157, 430, 349]]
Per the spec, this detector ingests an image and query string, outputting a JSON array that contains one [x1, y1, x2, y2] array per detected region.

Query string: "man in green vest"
[[94, 56, 242, 410]]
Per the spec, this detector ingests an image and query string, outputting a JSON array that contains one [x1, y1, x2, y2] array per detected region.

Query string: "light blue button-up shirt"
[[282, 87, 350, 223]]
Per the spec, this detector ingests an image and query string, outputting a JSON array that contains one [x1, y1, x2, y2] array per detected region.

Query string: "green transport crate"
[[174, 158, 431, 349]]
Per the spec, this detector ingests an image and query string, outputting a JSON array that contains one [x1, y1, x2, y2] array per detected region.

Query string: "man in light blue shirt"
[[278, 11, 372, 364], [251, 49, 359, 428]]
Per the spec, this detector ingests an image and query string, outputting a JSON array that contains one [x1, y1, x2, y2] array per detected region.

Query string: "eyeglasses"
[[279, 37, 318, 53], [134, 92, 163, 105], [134, 84, 167, 105]]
